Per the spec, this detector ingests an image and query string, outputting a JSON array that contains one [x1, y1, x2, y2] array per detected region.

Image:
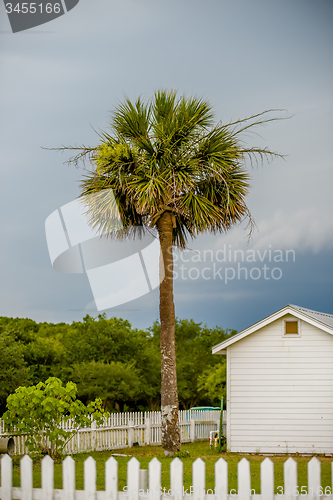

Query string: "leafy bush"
[[2, 377, 108, 459]]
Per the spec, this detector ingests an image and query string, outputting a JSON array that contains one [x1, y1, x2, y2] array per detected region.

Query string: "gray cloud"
[[0, 0, 332, 328]]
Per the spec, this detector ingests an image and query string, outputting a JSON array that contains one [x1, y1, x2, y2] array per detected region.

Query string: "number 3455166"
[[5, 3, 62, 14]]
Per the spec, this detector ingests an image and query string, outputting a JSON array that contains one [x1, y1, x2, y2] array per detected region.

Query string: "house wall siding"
[[228, 315, 333, 453]]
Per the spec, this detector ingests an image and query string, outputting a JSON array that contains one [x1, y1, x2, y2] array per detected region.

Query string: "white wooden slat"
[[190, 420, 195, 442], [231, 373, 333, 382], [231, 401, 333, 409], [192, 458, 205, 500], [127, 457, 140, 500], [231, 367, 333, 376], [231, 361, 333, 370], [148, 458, 161, 500], [231, 341, 333, 350], [41, 455, 54, 500], [284, 457, 297, 500], [214, 458, 227, 500], [77, 431, 81, 453], [230, 407, 333, 418], [105, 456, 118, 500], [170, 457, 183, 500], [21, 455, 33, 500], [231, 429, 331, 437], [63, 456, 76, 500], [128, 421, 134, 449], [235, 431, 333, 445], [231, 414, 333, 422], [84, 456, 97, 500], [145, 418, 151, 446], [1, 454, 12, 500], [231, 377, 333, 385], [230, 394, 331, 401], [230, 444, 332, 455], [230, 350, 333, 358], [231, 432, 333, 443], [260, 458, 274, 500], [307, 457, 321, 499], [237, 458, 250, 500]]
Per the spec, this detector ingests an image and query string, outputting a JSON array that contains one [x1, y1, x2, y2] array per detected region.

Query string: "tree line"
[[0, 314, 235, 416]]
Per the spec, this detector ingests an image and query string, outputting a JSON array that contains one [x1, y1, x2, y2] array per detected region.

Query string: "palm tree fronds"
[[53, 91, 286, 248]]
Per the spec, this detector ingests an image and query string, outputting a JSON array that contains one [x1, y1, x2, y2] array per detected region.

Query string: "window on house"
[[285, 320, 298, 335]]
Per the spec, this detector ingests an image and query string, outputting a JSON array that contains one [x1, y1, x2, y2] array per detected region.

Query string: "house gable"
[[212, 304, 333, 354]]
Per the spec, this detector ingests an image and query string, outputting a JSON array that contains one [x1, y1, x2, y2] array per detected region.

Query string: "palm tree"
[[60, 90, 284, 454]]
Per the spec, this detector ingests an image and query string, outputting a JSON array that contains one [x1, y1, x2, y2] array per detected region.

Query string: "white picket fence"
[[0, 454, 332, 500], [0, 410, 224, 456]]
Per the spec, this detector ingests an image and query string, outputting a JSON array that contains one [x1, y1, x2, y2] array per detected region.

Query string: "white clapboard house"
[[212, 304, 333, 454]]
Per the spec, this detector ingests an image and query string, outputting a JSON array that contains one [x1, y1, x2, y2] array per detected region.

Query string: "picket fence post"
[[128, 420, 134, 448], [0, 454, 12, 500], [215, 457, 228, 500], [63, 455, 75, 500], [190, 419, 195, 443], [238, 457, 251, 500], [84, 456, 96, 500], [105, 456, 118, 500], [284, 457, 297, 500], [148, 457, 161, 499], [261, 457, 274, 500], [41, 455, 54, 500], [91, 420, 97, 451], [20, 455, 33, 500], [192, 458, 205, 500], [77, 429, 81, 453], [308, 457, 321, 500], [145, 416, 151, 445], [170, 457, 183, 500], [127, 457, 140, 500]]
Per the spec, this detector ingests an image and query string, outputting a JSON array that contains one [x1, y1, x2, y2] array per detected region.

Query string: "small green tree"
[[198, 361, 227, 406], [0, 327, 31, 413], [71, 360, 141, 410], [2, 377, 107, 459]]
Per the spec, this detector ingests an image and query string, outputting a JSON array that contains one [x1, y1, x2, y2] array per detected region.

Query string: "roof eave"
[[212, 304, 333, 354]]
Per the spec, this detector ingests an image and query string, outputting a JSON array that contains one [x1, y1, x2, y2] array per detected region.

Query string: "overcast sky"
[[0, 0, 332, 333]]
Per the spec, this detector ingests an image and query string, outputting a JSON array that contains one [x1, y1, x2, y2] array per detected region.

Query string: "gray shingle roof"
[[288, 304, 333, 329]]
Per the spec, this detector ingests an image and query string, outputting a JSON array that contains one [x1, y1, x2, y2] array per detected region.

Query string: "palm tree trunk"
[[156, 211, 181, 454]]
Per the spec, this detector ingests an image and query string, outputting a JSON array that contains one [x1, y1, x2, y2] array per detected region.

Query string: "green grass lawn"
[[6, 442, 333, 494]]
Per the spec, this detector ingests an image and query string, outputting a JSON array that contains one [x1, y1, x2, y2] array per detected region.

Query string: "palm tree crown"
[[79, 90, 282, 244]]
